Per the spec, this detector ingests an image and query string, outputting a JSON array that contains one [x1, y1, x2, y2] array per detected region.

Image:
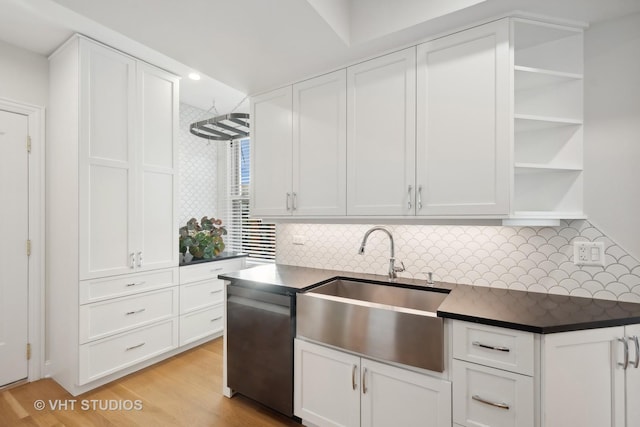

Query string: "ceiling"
[[2, 0, 640, 111]]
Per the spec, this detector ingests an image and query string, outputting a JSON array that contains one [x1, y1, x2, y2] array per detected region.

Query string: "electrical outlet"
[[293, 235, 306, 245], [573, 241, 605, 266]]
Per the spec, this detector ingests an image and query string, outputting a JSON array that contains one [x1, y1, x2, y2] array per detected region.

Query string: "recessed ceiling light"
[[188, 72, 201, 81]]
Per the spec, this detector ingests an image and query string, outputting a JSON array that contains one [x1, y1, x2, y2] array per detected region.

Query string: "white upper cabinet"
[[251, 70, 346, 217], [293, 70, 347, 216], [346, 47, 416, 216], [136, 63, 179, 271], [250, 86, 293, 217], [78, 39, 178, 279], [79, 41, 136, 279], [416, 19, 510, 216], [249, 16, 584, 221]]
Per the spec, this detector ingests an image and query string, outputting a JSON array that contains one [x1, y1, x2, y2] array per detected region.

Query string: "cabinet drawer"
[[79, 268, 178, 304], [179, 258, 244, 284], [180, 279, 224, 313], [78, 318, 178, 385], [452, 359, 533, 427], [179, 305, 224, 346], [79, 287, 178, 343], [453, 320, 534, 375]]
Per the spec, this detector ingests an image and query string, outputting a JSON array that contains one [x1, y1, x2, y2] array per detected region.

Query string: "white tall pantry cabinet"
[[47, 35, 179, 395]]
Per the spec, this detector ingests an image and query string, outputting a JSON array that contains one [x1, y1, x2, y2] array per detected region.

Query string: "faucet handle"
[[394, 261, 405, 273]]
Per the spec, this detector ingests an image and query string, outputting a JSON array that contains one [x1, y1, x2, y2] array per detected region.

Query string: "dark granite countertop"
[[219, 263, 640, 334], [179, 251, 248, 267]]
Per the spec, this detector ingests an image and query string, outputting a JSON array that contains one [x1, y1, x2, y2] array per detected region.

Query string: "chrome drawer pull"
[[125, 342, 145, 351], [125, 308, 146, 316], [472, 395, 510, 410], [362, 368, 368, 394], [619, 338, 630, 369], [210, 267, 223, 272], [210, 290, 223, 294], [126, 281, 146, 287], [472, 341, 510, 352], [210, 316, 223, 322], [352, 365, 357, 391]]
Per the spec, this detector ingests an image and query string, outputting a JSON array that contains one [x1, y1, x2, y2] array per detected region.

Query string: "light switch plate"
[[573, 241, 605, 266]]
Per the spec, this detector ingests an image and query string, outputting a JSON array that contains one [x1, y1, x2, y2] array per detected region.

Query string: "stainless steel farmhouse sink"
[[297, 279, 448, 372]]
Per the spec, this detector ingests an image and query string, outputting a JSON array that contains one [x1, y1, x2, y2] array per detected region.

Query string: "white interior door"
[[0, 109, 29, 386]]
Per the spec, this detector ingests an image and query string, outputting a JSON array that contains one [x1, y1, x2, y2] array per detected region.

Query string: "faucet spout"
[[358, 226, 403, 280]]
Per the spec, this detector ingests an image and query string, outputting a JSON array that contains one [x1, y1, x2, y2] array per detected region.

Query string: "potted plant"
[[179, 216, 227, 259]]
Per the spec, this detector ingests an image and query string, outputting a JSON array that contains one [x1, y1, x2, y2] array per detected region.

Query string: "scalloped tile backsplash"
[[276, 220, 640, 302], [179, 103, 218, 226]]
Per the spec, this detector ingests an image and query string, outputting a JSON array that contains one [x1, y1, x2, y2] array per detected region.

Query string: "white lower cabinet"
[[542, 325, 640, 427], [452, 320, 535, 427], [178, 257, 246, 345], [295, 338, 451, 427], [79, 318, 178, 384], [452, 360, 533, 427]]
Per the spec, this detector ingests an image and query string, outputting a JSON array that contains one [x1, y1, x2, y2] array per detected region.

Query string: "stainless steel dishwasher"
[[226, 284, 295, 417]]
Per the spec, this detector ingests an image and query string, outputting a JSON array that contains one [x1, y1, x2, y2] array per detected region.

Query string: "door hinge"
[[26, 239, 31, 256], [27, 135, 32, 153], [26, 343, 31, 360]]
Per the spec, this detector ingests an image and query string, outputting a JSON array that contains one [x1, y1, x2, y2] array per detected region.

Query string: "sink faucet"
[[358, 226, 405, 280]]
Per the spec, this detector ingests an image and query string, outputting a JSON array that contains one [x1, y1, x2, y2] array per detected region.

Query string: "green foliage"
[[179, 216, 227, 259]]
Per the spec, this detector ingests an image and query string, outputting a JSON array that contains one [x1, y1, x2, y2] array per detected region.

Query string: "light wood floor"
[[0, 338, 301, 426]]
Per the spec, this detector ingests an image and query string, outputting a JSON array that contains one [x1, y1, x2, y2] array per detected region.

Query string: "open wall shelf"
[[511, 18, 584, 221]]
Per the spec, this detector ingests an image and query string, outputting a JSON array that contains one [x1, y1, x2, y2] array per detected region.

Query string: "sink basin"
[[297, 279, 447, 372]]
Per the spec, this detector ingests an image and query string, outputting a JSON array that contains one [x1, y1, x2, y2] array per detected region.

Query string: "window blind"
[[223, 138, 276, 262]]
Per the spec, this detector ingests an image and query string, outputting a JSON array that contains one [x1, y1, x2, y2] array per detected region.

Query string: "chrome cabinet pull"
[[619, 338, 630, 369], [210, 267, 223, 272], [292, 192, 297, 211], [125, 342, 145, 351], [362, 368, 368, 394], [210, 316, 223, 322], [129, 253, 135, 268], [417, 185, 423, 210], [472, 341, 510, 353], [472, 395, 510, 410], [210, 289, 223, 294], [352, 365, 357, 391], [126, 281, 146, 287], [407, 185, 413, 210], [125, 308, 146, 316], [630, 336, 640, 368], [286, 193, 291, 211], [137, 251, 143, 267]]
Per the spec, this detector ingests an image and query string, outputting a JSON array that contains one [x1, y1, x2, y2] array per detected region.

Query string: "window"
[[223, 138, 276, 262]]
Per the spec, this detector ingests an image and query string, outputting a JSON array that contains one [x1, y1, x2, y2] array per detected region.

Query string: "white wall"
[[0, 40, 48, 107], [584, 12, 640, 261]]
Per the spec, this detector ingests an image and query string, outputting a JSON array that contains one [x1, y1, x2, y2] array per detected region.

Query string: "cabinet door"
[[416, 20, 510, 216], [250, 86, 293, 216], [292, 70, 346, 216], [79, 40, 137, 279], [626, 324, 640, 427], [542, 327, 625, 427], [294, 339, 360, 427], [361, 358, 451, 427], [452, 359, 532, 427], [136, 62, 179, 271], [347, 48, 416, 216]]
